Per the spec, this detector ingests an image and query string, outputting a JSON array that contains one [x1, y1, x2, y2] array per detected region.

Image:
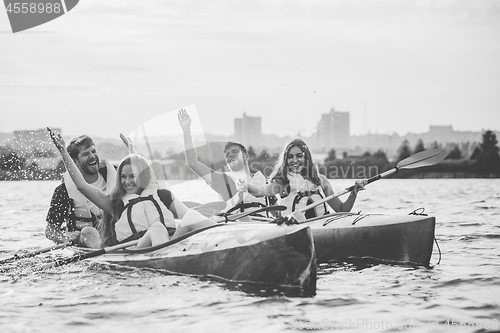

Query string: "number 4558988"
[[5, 2, 62, 14]]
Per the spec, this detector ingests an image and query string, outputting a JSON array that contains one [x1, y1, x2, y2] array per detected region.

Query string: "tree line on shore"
[[246, 130, 500, 179], [1, 130, 499, 181]]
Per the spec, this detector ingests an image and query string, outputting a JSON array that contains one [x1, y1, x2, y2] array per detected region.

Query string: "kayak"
[[74, 223, 317, 296], [303, 212, 436, 267], [247, 212, 435, 266]]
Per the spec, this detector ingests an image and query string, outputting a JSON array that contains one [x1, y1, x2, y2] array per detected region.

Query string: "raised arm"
[[177, 109, 213, 184], [120, 133, 139, 154], [47, 128, 113, 214]]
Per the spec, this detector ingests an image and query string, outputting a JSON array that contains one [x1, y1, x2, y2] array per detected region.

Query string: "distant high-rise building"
[[234, 113, 262, 148], [317, 108, 350, 151]]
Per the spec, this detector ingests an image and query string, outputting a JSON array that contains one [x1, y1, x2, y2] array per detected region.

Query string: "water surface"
[[0, 179, 499, 332]]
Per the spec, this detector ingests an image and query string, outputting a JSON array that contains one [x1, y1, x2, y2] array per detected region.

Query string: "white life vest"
[[114, 187, 176, 242], [225, 171, 267, 209], [64, 160, 116, 227], [281, 173, 331, 218]]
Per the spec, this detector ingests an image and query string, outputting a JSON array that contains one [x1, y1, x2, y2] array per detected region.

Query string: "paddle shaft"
[[215, 205, 286, 222], [295, 168, 397, 214], [0, 242, 71, 265], [42, 239, 140, 269], [294, 149, 448, 215]]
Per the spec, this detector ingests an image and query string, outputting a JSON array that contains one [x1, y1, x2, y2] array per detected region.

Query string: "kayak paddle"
[[215, 205, 286, 222], [192, 201, 227, 217], [182, 201, 202, 208], [39, 239, 140, 270], [0, 242, 71, 265], [284, 149, 449, 222], [193, 201, 227, 211]]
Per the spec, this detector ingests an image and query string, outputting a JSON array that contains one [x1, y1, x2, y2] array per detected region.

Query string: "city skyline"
[[2, 109, 493, 143], [1, 1, 499, 139], [2, 111, 492, 157]]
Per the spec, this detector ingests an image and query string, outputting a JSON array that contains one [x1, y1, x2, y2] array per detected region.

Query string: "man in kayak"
[[177, 109, 270, 212], [45, 134, 116, 248], [48, 129, 216, 249]]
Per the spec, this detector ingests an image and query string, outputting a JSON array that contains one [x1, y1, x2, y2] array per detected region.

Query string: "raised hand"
[[47, 127, 66, 152], [177, 109, 191, 129], [120, 133, 138, 154]]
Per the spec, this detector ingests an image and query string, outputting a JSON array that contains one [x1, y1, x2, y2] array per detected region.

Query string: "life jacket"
[[64, 160, 117, 231], [280, 173, 331, 219], [114, 188, 176, 243], [224, 171, 268, 211]]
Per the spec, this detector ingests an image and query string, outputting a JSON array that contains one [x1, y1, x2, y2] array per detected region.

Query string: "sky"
[[1, 0, 499, 140]]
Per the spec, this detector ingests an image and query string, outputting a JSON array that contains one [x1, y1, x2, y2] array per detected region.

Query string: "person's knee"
[[79, 227, 102, 249], [148, 223, 170, 238], [147, 222, 169, 245]]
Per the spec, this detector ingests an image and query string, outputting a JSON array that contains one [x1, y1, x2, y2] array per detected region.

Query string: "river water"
[[0, 179, 499, 333]]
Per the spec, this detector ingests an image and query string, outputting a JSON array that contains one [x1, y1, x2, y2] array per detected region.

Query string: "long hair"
[[268, 138, 320, 196], [99, 154, 153, 246]]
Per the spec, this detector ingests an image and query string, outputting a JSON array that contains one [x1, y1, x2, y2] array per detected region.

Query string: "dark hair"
[[67, 135, 95, 159], [224, 141, 247, 155]]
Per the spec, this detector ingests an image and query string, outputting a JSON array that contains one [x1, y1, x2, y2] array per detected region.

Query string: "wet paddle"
[[40, 239, 140, 270], [284, 149, 449, 222], [0, 242, 71, 265], [194, 201, 227, 211], [183, 201, 202, 208], [192, 201, 227, 217]]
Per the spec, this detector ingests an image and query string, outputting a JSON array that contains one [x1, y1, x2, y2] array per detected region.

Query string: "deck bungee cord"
[[409, 207, 442, 267]]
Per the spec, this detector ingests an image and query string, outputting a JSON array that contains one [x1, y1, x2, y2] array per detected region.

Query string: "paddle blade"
[[397, 149, 448, 170], [183, 201, 202, 208], [193, 201, 227, 212]]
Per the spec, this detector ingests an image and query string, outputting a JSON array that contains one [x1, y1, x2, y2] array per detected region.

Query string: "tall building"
[[317, 108, 350, 151], [234, 113, 262, 148]]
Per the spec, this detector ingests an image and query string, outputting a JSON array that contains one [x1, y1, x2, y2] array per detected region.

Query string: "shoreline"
[[2, 172, 499, 181]]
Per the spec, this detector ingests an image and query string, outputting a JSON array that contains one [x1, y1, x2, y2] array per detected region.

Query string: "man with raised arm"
[[177, 109, 269, 212], [45, 134, 116, 248]]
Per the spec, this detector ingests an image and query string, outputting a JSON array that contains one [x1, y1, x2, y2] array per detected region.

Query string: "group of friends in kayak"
[[45, 109, 367, 249]]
